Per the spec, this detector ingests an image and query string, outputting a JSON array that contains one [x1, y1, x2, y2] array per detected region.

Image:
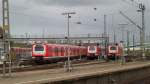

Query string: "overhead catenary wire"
[[122, 0, 139, 7]]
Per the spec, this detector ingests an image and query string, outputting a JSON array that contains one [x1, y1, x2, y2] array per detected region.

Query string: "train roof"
[[33, 43, 86, 48]]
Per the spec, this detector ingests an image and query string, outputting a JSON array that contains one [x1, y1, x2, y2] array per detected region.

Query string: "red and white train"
[[11, 47, 31, 61], [11, 47, 31, 57], [0, 47, 32, 61], [107, 44, 123, 59], [87, 45, 101, 58], [32, 43, 87, 63], [31, 42, 123, 63]]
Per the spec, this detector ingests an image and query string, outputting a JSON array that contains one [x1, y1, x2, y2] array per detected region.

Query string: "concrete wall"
[[48, 65, 150, 84]]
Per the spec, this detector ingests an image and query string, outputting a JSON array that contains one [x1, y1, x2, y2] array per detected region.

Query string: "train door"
[[61, 47, 65, 56], [65, 47, 68, 57], [48, 46, 52, 57], [58, 46, 61, 56], [55, 47, 59, 56]]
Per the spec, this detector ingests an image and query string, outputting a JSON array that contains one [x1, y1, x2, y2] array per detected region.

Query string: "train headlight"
[[1, 55, 6, 61]]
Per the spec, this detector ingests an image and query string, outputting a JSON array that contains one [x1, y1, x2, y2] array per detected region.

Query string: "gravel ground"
[[0, 61, 150, 84]]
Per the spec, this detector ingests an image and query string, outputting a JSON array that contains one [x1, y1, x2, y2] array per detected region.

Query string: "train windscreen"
[[89, 46, 95, 51], [110, 46, 116, 50], [35, 45, 44, 51]]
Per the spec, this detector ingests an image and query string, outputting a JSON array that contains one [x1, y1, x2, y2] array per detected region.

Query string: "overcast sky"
[[0, 0, 150, 42]]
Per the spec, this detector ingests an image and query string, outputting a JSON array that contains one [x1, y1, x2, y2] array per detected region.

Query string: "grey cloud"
[[31, 0, 119, 7], [1, 0, 149, 42]]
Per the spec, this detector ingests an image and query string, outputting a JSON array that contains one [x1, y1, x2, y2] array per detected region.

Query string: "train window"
[[35, 45, 44, 51], [74, 49, 76, 53], [89, 46, 95, 51], [61, 48, 64, 52], [110, 46, 116, 50], [49, 47, 51, 52], [65, 48, 68, 51], [55, 48, 58, 53]]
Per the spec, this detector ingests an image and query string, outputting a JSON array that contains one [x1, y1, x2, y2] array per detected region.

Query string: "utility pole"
[[42, 28, 45, 38], [104, 15, 107, 57], [25, 33, 29, 46], [111, 14, 116, 44], [127, 30, 130, 56], [62, 12, 76, 72], [137, 3, 146, 59], [121, 27, 125, 42], [113, 30, 116, 44], [118, 23, 128, 42], [104, 15, 107, 37], [133, 34, 135, 56], [2, 0, 11, 77], [88, 33, 90, 44]]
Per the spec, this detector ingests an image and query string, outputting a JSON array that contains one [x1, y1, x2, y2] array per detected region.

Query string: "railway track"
[[0, 59, 107, 73]]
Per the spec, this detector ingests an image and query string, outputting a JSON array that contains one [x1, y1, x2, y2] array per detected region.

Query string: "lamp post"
[[62, 12, 76, 72]]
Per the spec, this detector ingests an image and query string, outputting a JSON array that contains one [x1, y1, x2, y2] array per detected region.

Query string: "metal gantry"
[[2, 36, 107, 42], [138, 3, 146, 59], [2, 0, 11, 77], [120, 2, 146, 59]]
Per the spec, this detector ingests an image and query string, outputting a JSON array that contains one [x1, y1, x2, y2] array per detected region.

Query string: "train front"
[[107, 45, 119, 59], [87, 46, 100, 58], [32, 44, 46, 63]]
